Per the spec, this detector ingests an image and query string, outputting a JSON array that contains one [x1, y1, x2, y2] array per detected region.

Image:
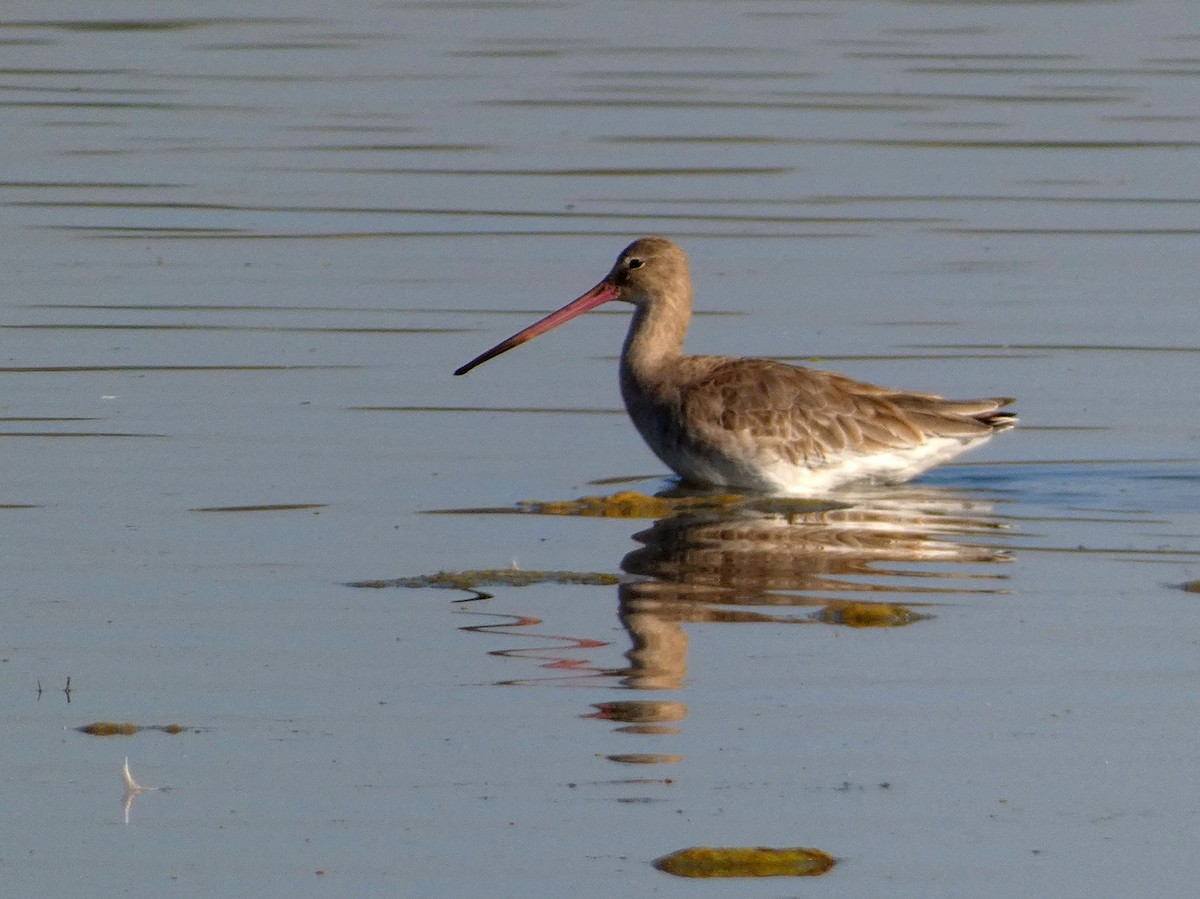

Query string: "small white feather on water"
[[122, 757, 163, 825], [122, 757, 149, 792]]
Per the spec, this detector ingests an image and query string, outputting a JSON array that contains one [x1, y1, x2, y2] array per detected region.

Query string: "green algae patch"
[[517, 490, 743, 519], [425, 490, 749, 519], [190, 503, 327, 513], [424, 489, 844, 519], [517, 490, 840, 519], [653, 845, 836, 878], [812, 600, 926, 628], [349, 569, 620, 591], [606, 753, 684, 765], [78, 722, 188, 737], [79, 721, 138, 736]]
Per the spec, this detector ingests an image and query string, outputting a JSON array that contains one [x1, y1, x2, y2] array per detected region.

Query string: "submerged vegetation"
[[425, 489, 841, 520], [78, 722, 187, 737], [349, 569, 620, 591], [653, 845, 836, 878], [811, 600, 928, 627]]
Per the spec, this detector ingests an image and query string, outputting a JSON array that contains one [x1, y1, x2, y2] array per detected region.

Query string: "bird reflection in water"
[[411, 484, 1015, 767], [614, 486, 1012, 693]]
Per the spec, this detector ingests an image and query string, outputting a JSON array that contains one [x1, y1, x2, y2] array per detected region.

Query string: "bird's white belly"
[[658, 432, 992, 496]]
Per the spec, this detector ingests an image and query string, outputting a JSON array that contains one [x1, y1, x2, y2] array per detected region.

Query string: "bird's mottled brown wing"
[[675, 357, 1013, 467]]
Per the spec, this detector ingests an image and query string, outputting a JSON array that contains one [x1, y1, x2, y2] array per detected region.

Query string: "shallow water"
[[4, 1, 1200, 896]]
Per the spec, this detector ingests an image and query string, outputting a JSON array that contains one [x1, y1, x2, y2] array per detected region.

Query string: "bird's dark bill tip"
[[453, 354, 488, 376]]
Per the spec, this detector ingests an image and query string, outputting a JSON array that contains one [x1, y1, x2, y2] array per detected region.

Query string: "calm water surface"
[[3, 1, 1200, 896]]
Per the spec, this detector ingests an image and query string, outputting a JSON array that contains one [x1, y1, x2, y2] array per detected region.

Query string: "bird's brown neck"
[[620, 292, 691, 387]]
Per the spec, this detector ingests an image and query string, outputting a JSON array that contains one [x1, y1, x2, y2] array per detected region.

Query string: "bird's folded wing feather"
[[676, 357, 1010, 465]]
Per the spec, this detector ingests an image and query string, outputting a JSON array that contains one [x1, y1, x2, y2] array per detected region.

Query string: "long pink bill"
[[454, 281, 620, 376]]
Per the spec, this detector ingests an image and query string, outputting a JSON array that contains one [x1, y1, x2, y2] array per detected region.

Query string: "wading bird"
[[455, 237, 1015, 495]]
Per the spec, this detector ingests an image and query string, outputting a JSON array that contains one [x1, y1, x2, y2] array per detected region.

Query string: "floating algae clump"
[[350, 569, 620, 591], [77, 722, 188, 737], [812, 601, 926, 628], [653, 845, 836, 878], [79, 721, 139, 736], [423, 489, 837, 519], [517, 490, 743, 519]]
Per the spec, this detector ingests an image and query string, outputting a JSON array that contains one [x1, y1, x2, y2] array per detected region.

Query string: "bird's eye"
[[627, 257, 644, 270]]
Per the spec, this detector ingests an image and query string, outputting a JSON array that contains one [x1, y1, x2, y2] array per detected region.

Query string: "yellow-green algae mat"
[[424, 489, 840, 520], [352, 490, 846, 594], [653, 845, 836, 878], [350, 569, 619, 591], [77, 722, 187, 736]]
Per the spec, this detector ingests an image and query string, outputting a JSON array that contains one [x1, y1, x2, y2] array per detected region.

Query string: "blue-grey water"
[[4, 2, 1200, 896]]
